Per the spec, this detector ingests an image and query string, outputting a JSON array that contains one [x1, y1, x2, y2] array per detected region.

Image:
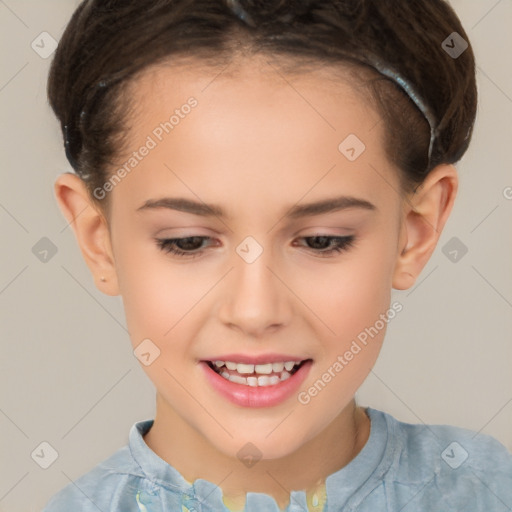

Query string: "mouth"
[[200, 357, 313, 407], [205, 359, 309, 387]]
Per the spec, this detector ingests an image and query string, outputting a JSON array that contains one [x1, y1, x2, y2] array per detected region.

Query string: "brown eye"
[[155, 236, 211, 258], [295, 235, 356, 257]]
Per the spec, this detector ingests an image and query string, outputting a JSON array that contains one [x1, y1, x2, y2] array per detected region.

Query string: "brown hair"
[[47, 0, 477, 215]]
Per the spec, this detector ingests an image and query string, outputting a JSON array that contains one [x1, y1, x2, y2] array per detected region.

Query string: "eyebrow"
[[136, 195, 377, 219]]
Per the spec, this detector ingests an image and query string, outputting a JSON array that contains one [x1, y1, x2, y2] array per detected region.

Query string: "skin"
[[54, 54, 458, 510]]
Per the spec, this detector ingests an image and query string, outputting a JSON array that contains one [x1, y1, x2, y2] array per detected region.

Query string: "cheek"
[[113, 213, 398, 357], [295, 231, 396, 342], [294, 247, 396, 420], [112, 231, 200, 346], [291, 227, 397, 413]]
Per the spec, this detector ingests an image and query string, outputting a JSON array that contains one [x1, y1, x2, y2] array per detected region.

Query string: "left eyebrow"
[[136, 195, 377, 219], [286, 195, 377, 219]]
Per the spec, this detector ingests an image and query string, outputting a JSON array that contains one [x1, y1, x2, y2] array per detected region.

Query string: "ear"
[[54, 172, 120, 296], [392, 164, 458, 290]]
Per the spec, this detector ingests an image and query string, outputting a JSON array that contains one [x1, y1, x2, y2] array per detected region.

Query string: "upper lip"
[[200, 353, 311, 365]]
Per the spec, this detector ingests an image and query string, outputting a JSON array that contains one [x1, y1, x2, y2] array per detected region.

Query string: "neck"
[[143, 396, 370, 510]]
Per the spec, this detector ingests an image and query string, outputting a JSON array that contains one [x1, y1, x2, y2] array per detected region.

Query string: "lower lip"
[[200, 360, 312, 408]]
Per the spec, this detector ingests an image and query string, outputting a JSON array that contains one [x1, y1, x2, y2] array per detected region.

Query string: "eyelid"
[[155, 233, 357, 259]]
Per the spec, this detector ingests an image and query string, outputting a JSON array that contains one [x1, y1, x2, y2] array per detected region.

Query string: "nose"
[[217, 245, 292, 337]]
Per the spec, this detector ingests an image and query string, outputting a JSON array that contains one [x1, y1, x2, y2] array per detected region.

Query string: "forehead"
[[110, 56, 399, 218], [127, 53, 377, 130]]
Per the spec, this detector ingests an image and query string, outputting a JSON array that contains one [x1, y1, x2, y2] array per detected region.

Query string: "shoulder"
[[41, 444, 146, 511], [375, 408, 512, 510]]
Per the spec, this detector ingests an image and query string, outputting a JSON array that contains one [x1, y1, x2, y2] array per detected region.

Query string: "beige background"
[[0, 1, 511, 511]]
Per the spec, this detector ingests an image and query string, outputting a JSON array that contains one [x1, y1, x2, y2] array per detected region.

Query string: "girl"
[[43, 0, 512, 510]]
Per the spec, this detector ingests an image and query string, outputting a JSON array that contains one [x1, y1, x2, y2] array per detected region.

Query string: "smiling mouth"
[[205, 359, 310, 387]]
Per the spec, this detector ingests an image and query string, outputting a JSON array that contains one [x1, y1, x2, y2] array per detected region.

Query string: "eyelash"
[[155, 235, 356, 259]]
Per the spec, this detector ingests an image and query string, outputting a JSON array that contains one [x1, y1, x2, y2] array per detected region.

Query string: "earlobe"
[[54, 172, 120, 296], [392, 164, 458, 290]]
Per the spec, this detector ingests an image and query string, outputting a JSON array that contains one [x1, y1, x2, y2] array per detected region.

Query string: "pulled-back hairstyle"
[[47, 0, 477, 214]]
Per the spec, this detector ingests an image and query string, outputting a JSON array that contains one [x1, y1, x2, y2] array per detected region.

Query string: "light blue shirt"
[[41, 407, 512, 511]]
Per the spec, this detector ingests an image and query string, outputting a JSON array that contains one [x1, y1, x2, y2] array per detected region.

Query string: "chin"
[[207, 426, 308, 463]]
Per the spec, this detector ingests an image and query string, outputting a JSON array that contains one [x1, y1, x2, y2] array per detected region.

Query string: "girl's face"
[[107, 57, 407, 459]]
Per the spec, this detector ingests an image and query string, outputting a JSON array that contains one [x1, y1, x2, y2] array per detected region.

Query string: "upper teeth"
[[214, 360, 300, 374]]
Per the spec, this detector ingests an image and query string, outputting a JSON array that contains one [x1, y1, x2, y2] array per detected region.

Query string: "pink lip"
[[200, 353, 308, 364], [200, 359, 312, 408]]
